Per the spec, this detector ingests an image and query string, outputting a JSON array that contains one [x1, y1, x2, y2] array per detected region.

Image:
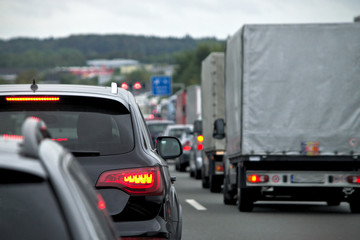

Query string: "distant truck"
[[186, 85, 203, 179], [201, 52, 226, 192], [185, 85, 201, 125], [175, 89, 187, 124], [221, 23, 360, 212]]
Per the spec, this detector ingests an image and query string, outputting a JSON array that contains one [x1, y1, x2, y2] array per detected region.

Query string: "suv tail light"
[[96, 166, 164, 196]]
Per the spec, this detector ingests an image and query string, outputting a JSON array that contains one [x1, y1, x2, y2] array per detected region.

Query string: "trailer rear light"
[[216, 165, 224, 172], [197, 135, 204, 142], [347, 176, 360, 184], [96, 166, 164, 196], [197, 143, 203, 151], [6, 96, 60, 102], [247, 174, 269, 183]]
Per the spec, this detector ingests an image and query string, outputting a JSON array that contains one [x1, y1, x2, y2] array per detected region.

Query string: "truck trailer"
[[221, 23, 360, 212], [201, 52, 226, 192]]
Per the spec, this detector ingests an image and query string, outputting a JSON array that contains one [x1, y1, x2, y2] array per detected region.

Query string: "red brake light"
[[96, 167, 164, 196], [2, 134, 24, 141], [97, 193, 106, 210], [247, 174, 269, 183], [121, 82, 129, 90], [133, 82, 142, 90], [183, 141, 191, 151], [197, 143, 203, 151], [6, 96, 60, 102], [183, 146, 191, 151], [197, 135, 204, 142], [347, 176, 360, 184]]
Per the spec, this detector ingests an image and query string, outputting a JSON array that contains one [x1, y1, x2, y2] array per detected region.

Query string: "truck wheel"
[[210, 175, 222, 193], [223, 176, 237, 205], [201, 167, 209, 188], [195, 169, 201, 180], [350, 200, 360, 213], [179, 163, 186, 172], [237, 187, 253, 212], [175, 159, 180, 171], [190, 169, 195, 178]]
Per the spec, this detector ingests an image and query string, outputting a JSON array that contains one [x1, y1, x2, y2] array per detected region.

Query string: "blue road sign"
[[151, 76, 172, 96]]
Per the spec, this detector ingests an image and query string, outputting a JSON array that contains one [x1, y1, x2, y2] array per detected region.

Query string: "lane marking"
[[185, 199, 207, 211]]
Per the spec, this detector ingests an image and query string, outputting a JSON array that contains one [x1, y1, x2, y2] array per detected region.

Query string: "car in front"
[[0, 82, 183, 240], [163, 124, 193, 172]]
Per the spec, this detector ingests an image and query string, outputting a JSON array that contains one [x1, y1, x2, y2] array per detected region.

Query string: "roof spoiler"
[[20, 117, 52, 158]]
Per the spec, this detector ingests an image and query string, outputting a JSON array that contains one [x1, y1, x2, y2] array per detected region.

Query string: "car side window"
[[0, 169, 71, 240]]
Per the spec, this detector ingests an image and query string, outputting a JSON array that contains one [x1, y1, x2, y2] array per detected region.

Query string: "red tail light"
[[197, 143, 203, 151], [97, 193, 106, 210], [6, 96, 60, 102], [347, 176, 360, 184], [2, 134, 24, 141], [183, 141, 191, 151], [183, 145, 191, 151], [247, 174, 269, 183], [96, 167, 164, 196]]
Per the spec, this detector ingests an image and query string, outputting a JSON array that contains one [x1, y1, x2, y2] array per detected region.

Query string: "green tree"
[[172, 42, 225, 87], [15, 69, 38, 84]]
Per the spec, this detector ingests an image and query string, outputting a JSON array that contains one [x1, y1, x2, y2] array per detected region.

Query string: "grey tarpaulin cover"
[[225, 23, 360, 156], [201, 52, 226, 152]]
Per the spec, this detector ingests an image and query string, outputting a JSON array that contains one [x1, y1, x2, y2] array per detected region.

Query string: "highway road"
[[168, 162, 360, 240]]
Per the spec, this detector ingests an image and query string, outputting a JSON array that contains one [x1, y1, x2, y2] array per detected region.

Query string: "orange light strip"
[[6, 96, 60, 102]]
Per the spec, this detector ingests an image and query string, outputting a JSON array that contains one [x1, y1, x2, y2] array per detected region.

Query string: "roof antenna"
[[30, 79, 38, 92]]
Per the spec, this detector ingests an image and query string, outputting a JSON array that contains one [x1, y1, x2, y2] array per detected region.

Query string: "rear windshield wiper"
[[71, 151, 100, 157]]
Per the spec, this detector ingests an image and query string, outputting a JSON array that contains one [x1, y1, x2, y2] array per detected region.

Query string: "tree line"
[[0, 34, 222, 68]]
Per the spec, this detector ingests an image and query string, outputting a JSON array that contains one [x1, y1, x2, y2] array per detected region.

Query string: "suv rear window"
[[0, 96, 134, 155]]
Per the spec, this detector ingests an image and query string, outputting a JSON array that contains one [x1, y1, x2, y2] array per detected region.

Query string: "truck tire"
[[195, 169, 201, 180], [223, 175, 237, 205], [210, 175, 222, 193], [179, 162, 186, 172], [237, 187, 253, 212], [201, 167, 209, 188], [350, 200, 360, 213], [190, 169, 195, 178]]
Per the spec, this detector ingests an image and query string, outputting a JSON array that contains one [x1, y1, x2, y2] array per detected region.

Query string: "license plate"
[[291, 174, 325, 183]]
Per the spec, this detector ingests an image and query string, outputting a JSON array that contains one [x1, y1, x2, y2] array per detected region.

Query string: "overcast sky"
[[1, 0, 359, 40]]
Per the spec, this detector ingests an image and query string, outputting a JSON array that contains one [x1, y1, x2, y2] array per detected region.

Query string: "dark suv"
[[0, 117, 118, 240], [0, 82, 183, 239]]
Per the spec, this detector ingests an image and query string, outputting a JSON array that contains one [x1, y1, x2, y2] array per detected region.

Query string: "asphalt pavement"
[[168, 162, 360, 240]]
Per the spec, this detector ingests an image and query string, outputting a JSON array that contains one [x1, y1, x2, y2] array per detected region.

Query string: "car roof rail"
[[20, 117, 52, 158]]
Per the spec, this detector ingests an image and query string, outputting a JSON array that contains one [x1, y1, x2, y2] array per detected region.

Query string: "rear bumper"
[[114, 216, 171, 239]]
